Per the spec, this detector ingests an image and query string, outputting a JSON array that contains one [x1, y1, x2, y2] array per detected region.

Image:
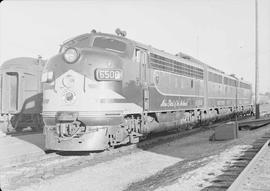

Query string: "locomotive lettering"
[[160, 98, 188, 107]]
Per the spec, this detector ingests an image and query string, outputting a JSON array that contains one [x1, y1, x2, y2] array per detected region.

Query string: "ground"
[[7, 121, 270, 191]]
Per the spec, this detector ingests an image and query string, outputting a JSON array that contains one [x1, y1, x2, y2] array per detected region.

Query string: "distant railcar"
[[42, 29, 252, 151], [0, 57, 45, 132]]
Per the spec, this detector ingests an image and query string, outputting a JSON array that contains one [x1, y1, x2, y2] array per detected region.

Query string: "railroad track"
[[0, 119, 227, 190], [202, 131, 270, 191], [238, 117, 270, 130], [0, 115, 256, 190], [6, 130, 43, 137], [227, 139, 270, 191]]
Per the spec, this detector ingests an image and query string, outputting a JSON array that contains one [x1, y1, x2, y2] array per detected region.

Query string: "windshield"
[[93, 37, 127, 53], [59, 35, 90, 53]]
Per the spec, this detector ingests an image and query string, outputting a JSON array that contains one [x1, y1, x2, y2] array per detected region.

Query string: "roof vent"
[[176, 52, 191, 59]]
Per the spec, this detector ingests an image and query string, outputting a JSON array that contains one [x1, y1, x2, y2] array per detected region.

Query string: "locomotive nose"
[[45, 49, 124, 82], [42, 49, 125, 110]]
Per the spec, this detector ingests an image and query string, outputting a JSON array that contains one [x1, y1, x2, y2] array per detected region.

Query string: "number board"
[[95, 68, 123, 81]]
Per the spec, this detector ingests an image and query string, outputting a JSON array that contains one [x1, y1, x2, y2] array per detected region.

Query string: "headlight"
[[63, 48, 79, 63], [95, 68, 123, 81], [63, 91, 76, 103], [62, 74, 75, 88]]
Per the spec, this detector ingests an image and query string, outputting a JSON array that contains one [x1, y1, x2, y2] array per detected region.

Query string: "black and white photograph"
[[0, 0, 270, 190]]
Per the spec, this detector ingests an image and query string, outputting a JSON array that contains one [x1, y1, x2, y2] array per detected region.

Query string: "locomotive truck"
[[42, 29, 252, 151]]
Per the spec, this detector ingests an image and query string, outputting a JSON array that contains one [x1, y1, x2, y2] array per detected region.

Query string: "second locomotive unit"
[[42, 29, 252, 151]]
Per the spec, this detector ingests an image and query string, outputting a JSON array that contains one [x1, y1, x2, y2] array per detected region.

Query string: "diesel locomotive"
[[0, 57, 45, 132], [42, 29, 252, 151]]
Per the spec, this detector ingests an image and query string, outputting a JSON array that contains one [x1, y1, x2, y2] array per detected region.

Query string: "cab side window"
[[134, 48, 147, 64], [134, 48, 141, 63]]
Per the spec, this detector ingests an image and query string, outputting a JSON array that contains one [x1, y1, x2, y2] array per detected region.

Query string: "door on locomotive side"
[[134, 47, 149, 112]]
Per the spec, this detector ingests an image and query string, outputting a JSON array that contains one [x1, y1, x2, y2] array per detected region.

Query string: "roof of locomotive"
[[64, 31, 251, 85], [132, 38, 251, 85], [61, 32, 134, 47], [61, 31, 207, 68]]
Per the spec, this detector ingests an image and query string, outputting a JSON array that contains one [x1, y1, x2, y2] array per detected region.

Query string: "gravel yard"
[[3, 122, 270, 191], [12, 151, 182, 191], [126, 123, 270, 191]]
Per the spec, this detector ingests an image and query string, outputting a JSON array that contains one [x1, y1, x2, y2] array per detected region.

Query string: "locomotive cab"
[[43, 30, 145, 151]]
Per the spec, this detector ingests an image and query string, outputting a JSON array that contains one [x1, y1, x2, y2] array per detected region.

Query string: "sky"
[[0, 0, 269, 93]]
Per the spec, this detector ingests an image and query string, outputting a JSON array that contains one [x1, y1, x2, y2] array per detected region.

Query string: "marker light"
[[41, 71, 54, 83], [64, 91, 76, 103], [63, 48, 79, 63], [65, 92, 74, 102]]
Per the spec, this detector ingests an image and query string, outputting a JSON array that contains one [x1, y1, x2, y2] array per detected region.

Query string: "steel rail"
[[227, 140, 270, 191]]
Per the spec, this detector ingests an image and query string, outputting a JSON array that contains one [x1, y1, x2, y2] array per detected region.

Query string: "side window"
[[134, 48, 147, 64]]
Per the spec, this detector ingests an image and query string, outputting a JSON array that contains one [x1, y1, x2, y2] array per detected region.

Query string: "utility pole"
[[196, 35, 199, 58], [255, 0, 260, 119], [235, 80, 238, 123]]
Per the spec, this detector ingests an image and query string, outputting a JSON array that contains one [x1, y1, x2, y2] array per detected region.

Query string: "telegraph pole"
[[255, 0, 260, 119]]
